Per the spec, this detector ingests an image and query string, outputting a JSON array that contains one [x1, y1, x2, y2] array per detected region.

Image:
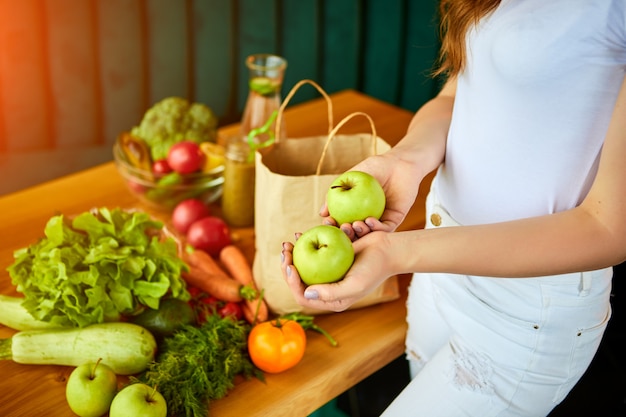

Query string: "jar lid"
[[225, 139, 250, 162]]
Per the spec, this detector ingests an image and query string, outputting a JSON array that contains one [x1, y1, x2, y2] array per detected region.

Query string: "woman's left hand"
[[281, 230, 395, 312]]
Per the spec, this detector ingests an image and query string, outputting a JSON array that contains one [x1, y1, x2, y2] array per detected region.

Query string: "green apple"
[[292, 225, 355, 285], [109, 383, 167, 417], [326, 170, 386, 225], [65, 358, 118, 417]]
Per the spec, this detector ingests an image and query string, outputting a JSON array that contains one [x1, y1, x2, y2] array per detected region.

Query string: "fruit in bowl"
[[113, 97, 225, 211], [113, 136, 225, 211]]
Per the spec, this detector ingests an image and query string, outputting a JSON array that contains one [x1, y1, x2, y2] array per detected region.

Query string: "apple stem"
[[330, 184, 352, 191], [90, 358, 103, 379], [148, 384, 159, 402]]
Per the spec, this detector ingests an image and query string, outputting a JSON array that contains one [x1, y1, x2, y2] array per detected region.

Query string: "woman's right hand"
[[321, 151, 424, 240], [321, 78, 456, 240]]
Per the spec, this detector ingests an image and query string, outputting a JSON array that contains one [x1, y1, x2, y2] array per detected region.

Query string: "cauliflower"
[[130, 97, 219, 161]]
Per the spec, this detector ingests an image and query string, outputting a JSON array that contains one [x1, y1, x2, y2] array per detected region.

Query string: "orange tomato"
[[247, 319, 307, 373]]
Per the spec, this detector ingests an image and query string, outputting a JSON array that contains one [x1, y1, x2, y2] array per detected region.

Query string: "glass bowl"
[[113, 141, 224, 212]]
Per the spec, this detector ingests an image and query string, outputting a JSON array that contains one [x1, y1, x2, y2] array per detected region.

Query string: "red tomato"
[[198, 295, 220, 307], [171, 198, 211, 234], [247, 319, 307, 374], [218, 302, 243, 321], [194, 295, 220, 324], [152, 159, 173, 176], [186, 285, 204, 300], [167, 141, 206, 174], [186, 216, 232, 257]]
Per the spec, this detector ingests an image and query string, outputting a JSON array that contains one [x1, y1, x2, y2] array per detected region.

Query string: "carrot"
[[219, 245, 254, 285], [241, 303, 257, 325], [182, 265, 243, 303], [219, 245, 269, 324], [184, 246, 231, 279], [242, 293, 269, 324], [182, 246, 245, 302]]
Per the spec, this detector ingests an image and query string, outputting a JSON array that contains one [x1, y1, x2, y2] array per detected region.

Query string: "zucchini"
[[0, 294, 63, 331], [0, 322, 157, 375]]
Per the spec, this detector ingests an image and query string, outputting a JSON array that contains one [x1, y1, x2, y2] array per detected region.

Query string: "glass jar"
[[221, 136, 256, 227], [240, 54, 287, 145]]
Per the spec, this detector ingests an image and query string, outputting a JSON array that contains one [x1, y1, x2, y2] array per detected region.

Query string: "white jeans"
[[381, 191, 613, 417]]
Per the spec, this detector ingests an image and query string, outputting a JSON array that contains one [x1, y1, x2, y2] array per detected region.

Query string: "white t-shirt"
[[434, 0, 626, 225]]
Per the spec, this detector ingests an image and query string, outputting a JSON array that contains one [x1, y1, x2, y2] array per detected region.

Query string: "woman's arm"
[[388, 73, 626, 278], [387, 76, 457, 180]]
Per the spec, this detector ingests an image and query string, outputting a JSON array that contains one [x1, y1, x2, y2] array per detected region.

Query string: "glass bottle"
[[221, 54, 287, 227], [239, 54, 287, 143]]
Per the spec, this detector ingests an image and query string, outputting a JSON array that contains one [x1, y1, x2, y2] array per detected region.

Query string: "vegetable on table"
[[182, 246, 257, 303], [129, 297, 196, 340], [189, 291, 244, 324], [6, 208, 190, 328], [171, 198, 212, 234], [183, 264, 245, 303], [0, 294, 62, 331], [247, 318, 307, 374], [217, 301, 243, 321], [139, 314, 261, 417], [130, 97, 218, 161], [186, 216, 232, 257], [0, 322, 157, 375], [219, 244, 269, 324]]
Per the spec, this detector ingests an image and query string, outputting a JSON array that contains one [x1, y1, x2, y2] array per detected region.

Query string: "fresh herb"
[[139, 314, 262, 417], [6, 208, 189, 327]]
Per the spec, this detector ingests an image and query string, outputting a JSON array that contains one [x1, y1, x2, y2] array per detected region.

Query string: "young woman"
[[281, 0, 626, 415]]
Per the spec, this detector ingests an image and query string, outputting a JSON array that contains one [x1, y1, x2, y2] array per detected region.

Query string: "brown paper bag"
[[252, 79, 400, 315]]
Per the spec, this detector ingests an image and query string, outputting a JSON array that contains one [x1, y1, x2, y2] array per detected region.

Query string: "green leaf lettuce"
[[6, 208, 189, 327]]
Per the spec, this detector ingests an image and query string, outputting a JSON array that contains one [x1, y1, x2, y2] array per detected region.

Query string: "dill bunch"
[[140, 314, 262, 417]]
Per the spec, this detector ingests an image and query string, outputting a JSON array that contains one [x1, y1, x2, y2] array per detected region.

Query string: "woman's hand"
[[281, 152, 422, 311], [281, 230, 395, 312], [322, 78, 455, 241], [321, 152, 424, 240]]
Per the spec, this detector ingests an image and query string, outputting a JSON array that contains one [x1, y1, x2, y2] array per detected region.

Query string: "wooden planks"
[[44, 0, 102, 148], [0, 0, 53, 152], [95, 0, 147, 146]]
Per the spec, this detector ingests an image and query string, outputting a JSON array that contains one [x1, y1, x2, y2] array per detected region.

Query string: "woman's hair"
[[434, 0, 501, 77]]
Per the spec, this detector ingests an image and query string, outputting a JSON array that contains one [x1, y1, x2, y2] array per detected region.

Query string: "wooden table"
[[0, 90, 432, 417]]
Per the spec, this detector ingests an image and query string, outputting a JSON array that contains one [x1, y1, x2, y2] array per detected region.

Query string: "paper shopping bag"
[[252, 79, 400, 315]]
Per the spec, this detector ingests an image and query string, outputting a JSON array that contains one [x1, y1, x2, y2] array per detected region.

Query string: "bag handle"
[[315, 111, 378, 176], [275, 79, 334, 144]]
